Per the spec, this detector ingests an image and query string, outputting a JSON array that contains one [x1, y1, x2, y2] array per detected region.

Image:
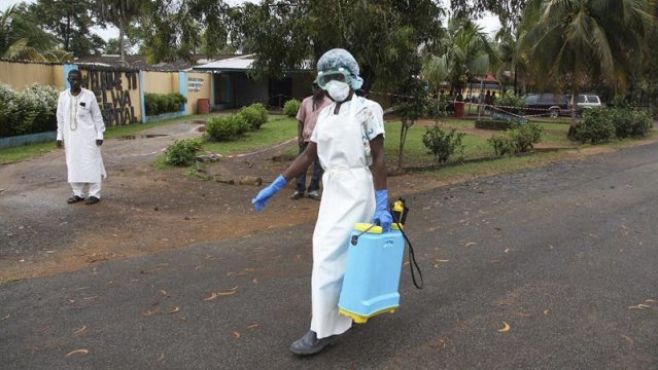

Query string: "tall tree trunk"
[[513, 65, 518, 95], [568, 86, 578, 138], [119, 16, 125, 62], [398, 120, 409, 169], [64, 13, 71, 51]]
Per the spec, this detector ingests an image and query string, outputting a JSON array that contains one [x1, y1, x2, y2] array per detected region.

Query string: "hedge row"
[[475, 119, 514, 130], [573, 107, 653, 144], [0, 84, 59, 138], [144, 93, 187, 116], [206, 103, 268, 141]]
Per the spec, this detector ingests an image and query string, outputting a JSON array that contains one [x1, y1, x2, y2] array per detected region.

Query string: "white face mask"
[[325, 80, 351, 102]]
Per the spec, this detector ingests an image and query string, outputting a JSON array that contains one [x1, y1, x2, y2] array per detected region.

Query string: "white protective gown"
[[309, 95, 385, 339], [56, 88, 106, 183]]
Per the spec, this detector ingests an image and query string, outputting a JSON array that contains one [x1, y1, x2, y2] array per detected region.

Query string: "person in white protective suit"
[[56, 69, 107, 205], [251, 49, 393, 356]]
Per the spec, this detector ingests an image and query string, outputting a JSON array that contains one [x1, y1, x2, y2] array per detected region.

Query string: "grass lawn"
[[202, 117, 298, 155]]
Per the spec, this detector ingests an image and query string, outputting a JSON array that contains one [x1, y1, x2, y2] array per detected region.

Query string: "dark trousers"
[[296, 141, 323, 193]]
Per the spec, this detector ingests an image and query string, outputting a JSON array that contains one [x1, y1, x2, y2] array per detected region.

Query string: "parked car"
[[523, 93, 603, 117], [573, 94, 603, 109], [523, 93, 569, 118]]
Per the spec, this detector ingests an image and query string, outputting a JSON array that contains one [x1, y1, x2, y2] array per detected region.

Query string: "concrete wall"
[[0, 60, 58, 90], [185, 72, 211, 114], [143, 71, 177, 94]]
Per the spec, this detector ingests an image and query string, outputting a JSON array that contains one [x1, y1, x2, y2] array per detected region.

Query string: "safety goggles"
[[316, 68, 352, 89]]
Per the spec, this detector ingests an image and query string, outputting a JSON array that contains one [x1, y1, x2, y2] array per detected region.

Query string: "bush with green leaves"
[[511, 123, 543, 152], [495, 91, 526, 114], [206, 114, 247, 141], [0, 83, 58, 138], [144, 93, 187, 116], [609, 108, 652, 139], [422, 125, 465, 163], [475, 119, 513, 130], [283, 99, 301, 118], [488, 123, 543, 156], [573, 109, 615, 144], [487, 135, 514, 156], [240, 103, 268, 131], [164, 139, 202, 166]]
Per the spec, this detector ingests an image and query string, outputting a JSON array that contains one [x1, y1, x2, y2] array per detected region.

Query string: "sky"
[[2, 0, 502, 42]]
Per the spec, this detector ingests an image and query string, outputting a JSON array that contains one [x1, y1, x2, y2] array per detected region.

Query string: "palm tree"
[[96, 0, 148, 62], [439, 17, 498, 96], [495, 26, 528, 95], [521, 0, 654, 132], [0, 5, 57, 59]]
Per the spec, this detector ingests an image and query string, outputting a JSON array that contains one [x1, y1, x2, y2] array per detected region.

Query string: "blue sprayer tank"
[[338, 222, 405, 323]]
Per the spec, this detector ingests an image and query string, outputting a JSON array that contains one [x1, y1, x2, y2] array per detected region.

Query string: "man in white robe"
[[56, 69, 106, 205]]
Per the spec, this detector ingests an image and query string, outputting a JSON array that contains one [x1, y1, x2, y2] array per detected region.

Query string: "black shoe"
[[85, 196, 100, 205], [289, 331, 336, 356], [67, 195, 84, 204], [307, 190, 321, 201], [290, 191, 304, 200]]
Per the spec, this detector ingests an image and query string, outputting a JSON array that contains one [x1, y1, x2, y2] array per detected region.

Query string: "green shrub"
[[610, 107, 652, 138], [495, 91, 526, 114], [283, 99, 301, 118], [488, 123, 543, 155], [233, 112, 251, 135], [475, 119, 513, 130], [510, 123, 543, 152], [164, 139, 202, 166], [207, 115, 242, 141], [488, 135, 515, 156], [422, 125, 465, 163], [0, 83, 58, 138], [573, 109, 615, 144], [249, 103, 268, 127], [240, 104, 268, 131], [144, 93, 187, 116]]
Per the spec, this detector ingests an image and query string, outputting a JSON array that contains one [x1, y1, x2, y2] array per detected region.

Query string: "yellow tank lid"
[[353, 223, 402, 233]]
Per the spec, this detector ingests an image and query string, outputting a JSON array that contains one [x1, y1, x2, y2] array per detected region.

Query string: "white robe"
[[309, 96, 385, 339], [56, 88, 107, 183]]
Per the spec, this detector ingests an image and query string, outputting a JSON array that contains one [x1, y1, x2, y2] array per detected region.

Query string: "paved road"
[[2, 143, 657, 369]]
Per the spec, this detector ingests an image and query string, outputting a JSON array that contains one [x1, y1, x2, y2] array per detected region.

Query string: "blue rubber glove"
[[252, 175, 288, 212], [373, 189, 393, 232]]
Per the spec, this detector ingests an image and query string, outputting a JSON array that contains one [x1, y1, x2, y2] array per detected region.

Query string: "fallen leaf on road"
[[159, 290, 168, 297], [168, 306, 180, 314], [621, 335, 634, 346], [628, 304, 651, 310], [504, 248, 511, 253], [232, 331, 241, 339], [645, 299, 657, 303], [434, 259, 449, 263], [73, 326, 87, 335], [143, 308, 161, 316], [203, 287, 238, 301], [544, 309, 550, 316], [158, 353, 165, 361], [252, 278, 258, 284], [65, 349, 89, 357], [497, 322, 511, 332], [464, 242, 476, 247], [247, 324, 259, 330]]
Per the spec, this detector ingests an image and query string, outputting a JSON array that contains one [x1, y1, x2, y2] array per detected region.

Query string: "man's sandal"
[[67, 195, 84, 204]]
